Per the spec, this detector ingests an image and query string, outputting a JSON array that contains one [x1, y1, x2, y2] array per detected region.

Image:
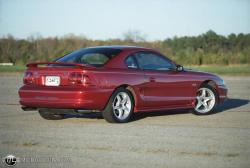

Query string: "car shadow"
[[64, 113, 103, 120], [63, 98, 249, 121], [131, 109, 189, 122], [131, 98, 249, 122], [215, 98, 249, 112]]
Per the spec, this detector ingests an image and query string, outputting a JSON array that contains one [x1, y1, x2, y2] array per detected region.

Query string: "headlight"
[[221, 79, 226, 85]]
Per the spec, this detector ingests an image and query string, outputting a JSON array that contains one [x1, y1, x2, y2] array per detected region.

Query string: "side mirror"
[[176, 65, 184, 72]]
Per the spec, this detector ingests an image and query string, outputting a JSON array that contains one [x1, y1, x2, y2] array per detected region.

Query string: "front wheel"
[[102, 88, 134, 123], [193, 84, 218, 115]]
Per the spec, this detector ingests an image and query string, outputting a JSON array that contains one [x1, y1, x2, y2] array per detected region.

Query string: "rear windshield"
[[56, 48, 122, 67]]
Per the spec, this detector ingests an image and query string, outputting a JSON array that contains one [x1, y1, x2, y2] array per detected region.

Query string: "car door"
[[134, 51, 194, 109]]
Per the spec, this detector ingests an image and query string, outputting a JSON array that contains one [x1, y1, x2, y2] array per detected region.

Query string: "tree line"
[[0, 30, 249, 66]]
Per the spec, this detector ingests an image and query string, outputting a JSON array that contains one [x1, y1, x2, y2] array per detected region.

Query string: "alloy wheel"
[[195, 88, 216, 113], [112, 92, 132, 120]]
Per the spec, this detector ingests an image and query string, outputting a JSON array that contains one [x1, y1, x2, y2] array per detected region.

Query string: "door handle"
[[149, 77, 156, 82]]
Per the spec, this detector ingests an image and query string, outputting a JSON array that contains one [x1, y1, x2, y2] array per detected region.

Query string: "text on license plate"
[[45, 76, 60, 86]]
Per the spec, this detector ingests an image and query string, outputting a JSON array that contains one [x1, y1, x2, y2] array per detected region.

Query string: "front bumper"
[[217, 84, 228, 103]]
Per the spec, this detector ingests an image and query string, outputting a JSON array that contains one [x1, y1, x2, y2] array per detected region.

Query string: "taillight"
[[68, 72, 93, 86], [23, 72, 34, 85]]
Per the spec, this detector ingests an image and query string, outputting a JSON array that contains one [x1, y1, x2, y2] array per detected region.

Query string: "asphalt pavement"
[[0, 74, 249, 168]]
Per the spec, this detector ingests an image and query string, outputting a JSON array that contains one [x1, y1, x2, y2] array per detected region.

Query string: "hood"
[[184, 68, 225, 85], [184, 68, 215, 76]]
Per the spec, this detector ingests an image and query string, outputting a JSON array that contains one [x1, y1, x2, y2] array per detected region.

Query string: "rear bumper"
[[22, 107, 100, 115], [217, 84, 228, 103], [19, 85, 112, 110]]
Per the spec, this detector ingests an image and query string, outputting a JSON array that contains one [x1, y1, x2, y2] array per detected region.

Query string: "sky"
[[0, 0, 249, 40]]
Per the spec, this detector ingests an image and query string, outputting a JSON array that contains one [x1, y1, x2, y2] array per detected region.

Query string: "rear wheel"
[[193, 84, 218, 115], [38, 109, 65, 120], [102, 88, 134, 123]]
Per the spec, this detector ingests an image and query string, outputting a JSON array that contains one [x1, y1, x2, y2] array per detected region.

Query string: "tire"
[[102, 88, 134, 123], [192, 84, 218, 115], [38, 109, 65, 120]]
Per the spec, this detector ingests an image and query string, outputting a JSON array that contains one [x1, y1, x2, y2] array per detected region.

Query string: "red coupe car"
[[19, 46, 227, 123]]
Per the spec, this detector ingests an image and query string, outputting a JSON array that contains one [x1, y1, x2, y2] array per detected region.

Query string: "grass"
[[0, 65, 26, 72], [0, 64, 250, 75], [187, 64, 250, 75], [22, 141, 39, 147]]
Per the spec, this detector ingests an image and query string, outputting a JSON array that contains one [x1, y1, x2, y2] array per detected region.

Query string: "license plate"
[[45, 76, 60, 86]]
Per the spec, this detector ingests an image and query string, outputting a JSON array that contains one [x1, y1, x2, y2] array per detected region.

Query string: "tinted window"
[[56, 48, 121, 67], [79, 53, 109, 65], [125, 56, 138, 69], [134, 52, 174, 70]]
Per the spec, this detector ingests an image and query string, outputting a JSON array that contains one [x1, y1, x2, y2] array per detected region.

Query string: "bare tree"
[[123, 30, 147, 42]]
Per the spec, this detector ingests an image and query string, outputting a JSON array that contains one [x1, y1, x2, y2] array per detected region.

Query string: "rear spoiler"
[[26, 62, 95, 68]]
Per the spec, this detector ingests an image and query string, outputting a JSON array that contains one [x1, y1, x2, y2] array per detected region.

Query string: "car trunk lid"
[[24, 62, 96, 86]]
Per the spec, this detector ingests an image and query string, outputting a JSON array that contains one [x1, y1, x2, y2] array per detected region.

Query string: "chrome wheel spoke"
[[121, 94, 128, 104], [117, 109, 123, 118], [202, 101, 208, 109], [116, 96, 121, 106], [196, 99, 203, 109], [123, 106, 129, 113], [205, 96, 213, 101], [201, 89, 206, 97]]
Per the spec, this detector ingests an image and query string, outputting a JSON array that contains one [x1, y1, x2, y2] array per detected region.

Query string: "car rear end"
[[19, 47, 123, 114], [19, 63, 108, 113]]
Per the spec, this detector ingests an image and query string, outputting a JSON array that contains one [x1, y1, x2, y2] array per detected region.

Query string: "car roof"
[[85, 45, 150, 50]]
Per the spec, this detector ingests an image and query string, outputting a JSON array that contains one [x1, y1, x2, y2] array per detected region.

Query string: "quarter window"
[[125, 56, 138, 69], [79, 53, 109, 65]]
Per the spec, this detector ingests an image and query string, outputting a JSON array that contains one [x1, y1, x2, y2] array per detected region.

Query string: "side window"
[[135, 52, 174, 71], [125, 55, 138, 69]]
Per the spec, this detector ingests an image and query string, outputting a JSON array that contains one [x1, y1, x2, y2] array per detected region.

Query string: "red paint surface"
[[19, 46, 228, 112]]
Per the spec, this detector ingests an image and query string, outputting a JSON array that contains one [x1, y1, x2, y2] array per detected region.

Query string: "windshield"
[[56, 48, 122, 67]]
